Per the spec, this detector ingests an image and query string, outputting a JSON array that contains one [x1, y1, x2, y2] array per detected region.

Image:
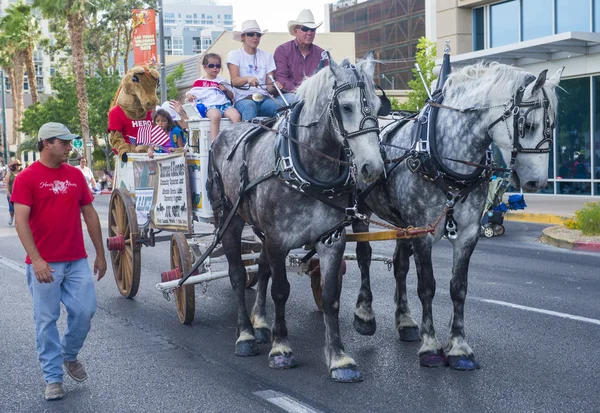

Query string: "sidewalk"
[[504, 193, 600, 252]]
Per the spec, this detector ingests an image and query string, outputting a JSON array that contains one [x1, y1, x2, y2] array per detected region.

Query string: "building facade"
[[428, 0, 600, 196], [329, 0, 425, 90], [162, 0, 234, 56]]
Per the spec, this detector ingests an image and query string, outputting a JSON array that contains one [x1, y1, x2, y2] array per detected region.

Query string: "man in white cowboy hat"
[[274, 9, 326, 99], [227, 19, 285, 120]]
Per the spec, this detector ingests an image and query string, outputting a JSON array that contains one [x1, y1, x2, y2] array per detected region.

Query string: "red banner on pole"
[[132, 9, 158, 67]]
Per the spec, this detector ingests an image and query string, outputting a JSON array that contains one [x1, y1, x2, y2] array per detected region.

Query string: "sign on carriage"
[[131, 9, 158, 67], [126, 153, 192, 232]]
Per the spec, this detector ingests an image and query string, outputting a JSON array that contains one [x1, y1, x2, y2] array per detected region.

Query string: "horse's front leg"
[[352, 219, 377, 336], [221, 215, 259, 357], [393, 240, 420, 341], [317, 237, 363, 383], [264, 242, 297, 369], [446, 228, 481, 370], [251, 250, 272, 344], [413, 238, 447, 367]]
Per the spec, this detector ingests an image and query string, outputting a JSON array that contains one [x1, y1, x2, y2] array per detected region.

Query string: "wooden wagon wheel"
[[309, 259, 346, 312], [171, 233, 195, 325], [107, 188, 141, 298]]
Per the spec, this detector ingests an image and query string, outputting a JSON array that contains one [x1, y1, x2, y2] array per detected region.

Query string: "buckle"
[[281, 156, 293, 171], [345, 207, 357, 217]]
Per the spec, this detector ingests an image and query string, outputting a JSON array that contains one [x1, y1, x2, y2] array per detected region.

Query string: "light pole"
[[0, 69, 7, 164], [158, 0, 167, 102]]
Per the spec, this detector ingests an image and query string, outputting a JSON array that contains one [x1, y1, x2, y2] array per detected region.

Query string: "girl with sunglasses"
[[227, 20, 284, 121], [186, 53, 241, 141]]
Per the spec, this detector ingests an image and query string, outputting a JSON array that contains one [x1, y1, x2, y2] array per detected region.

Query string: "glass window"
[[593, 76, 600, 186], [172, 36, 183, 50], [490, 0, 519, 47], [473, 7, 485, 51], [556, 77, 591, 194], [556, 0, 590, 33], [595, 0, 600, 31], [522, 0, 553, 40]]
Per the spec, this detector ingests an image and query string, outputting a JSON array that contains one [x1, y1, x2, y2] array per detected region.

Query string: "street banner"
[[132, 9, 158, 67]]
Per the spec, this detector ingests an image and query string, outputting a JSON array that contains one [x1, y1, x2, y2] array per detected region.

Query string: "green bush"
[[93, 160, 107, 172], [563, 202, 600, 235]]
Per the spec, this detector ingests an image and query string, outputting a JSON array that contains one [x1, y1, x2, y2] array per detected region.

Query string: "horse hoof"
[[353, 314, 376, 336], [419, 350, 448, 368], [235, 340, 259, 357], [330, 366, 363, 383], [398, 326, 420, 342], [448, 355, 480, 371], [269, 353, 297, 369], [255, 328, 272, 344]]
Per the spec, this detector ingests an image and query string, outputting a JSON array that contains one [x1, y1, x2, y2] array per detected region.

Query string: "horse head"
[[314, 53, 384, 182], [120, 66, 160, 113], [445, 63, 562, 193]]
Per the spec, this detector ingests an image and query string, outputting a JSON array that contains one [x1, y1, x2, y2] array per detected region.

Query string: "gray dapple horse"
[[352, 63, 562, 370], [209, 54, 384, 382]]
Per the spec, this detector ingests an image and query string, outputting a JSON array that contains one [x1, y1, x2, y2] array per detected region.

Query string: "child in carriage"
[[147, 108, 186, 158], [186, 53, 241, 141]]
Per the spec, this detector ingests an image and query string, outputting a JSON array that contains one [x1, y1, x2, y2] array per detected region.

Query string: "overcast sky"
[[217, 0, 332, 33]]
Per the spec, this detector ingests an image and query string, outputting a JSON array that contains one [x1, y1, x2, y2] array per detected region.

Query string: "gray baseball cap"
[[37, 122, 81, 141]]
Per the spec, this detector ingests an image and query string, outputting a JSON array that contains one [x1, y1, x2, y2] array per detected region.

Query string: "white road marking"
[[0, 255, 26, 275], [480, 298, 600, 326], [254, 390, 322, 413]]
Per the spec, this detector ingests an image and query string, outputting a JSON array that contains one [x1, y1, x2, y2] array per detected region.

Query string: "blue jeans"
[[234, 96, 289, 121], [26, 258, 97, 384]]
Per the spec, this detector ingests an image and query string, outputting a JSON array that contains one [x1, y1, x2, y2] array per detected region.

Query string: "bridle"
[[487, 86, 554, 169]]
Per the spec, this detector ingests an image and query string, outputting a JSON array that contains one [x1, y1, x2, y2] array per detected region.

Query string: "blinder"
[[375, 85, 392, 117], [330, 64, 380, 141]]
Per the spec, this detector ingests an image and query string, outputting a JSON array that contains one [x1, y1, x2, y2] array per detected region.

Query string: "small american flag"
[[136, 125, 171, 147]]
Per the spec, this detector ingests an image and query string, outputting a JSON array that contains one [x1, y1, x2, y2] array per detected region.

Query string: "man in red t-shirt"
[[11, 122, 107, 401]]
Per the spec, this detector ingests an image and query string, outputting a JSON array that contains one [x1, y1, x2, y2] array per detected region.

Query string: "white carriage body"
[[112, 119, 231, 230]]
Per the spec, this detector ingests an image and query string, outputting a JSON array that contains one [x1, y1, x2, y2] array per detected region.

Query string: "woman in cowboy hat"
[[4, 159, 22, 225], [274, 9, 325, 98], [226, 19, 286, 120]]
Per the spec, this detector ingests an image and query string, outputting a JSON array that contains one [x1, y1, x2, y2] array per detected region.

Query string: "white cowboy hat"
[[232, 20, 268, 42], [287, 9, 322, 36]]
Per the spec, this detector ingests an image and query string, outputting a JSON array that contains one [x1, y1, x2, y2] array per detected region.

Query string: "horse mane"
[[296, 58, 378, 108], [443, 62, 557, 114]]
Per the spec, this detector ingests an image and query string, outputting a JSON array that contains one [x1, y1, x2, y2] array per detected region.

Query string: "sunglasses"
[[244, 32, 262, 38], [205, 63, 221, 69], [298, 26, 316, 33]]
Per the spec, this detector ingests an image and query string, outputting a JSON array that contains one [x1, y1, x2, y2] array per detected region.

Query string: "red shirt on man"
[[108, 105, 153, 146], [10, 161, 94, 264]]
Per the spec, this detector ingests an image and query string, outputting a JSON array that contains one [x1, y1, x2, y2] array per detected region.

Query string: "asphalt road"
[[0, 192, 599, 413]]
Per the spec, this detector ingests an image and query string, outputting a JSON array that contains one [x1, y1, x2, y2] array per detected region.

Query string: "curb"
[[541, 226, 600, 253], [504, 212, 567, 225]]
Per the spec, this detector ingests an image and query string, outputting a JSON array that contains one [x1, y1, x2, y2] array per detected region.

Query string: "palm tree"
[[33, 0, 93, 160], [0, 18, 27, 147], [12, 3, 42, 105]]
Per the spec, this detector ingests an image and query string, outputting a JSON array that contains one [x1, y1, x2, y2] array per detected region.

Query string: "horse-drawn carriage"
[[104, 49, 562, 381]]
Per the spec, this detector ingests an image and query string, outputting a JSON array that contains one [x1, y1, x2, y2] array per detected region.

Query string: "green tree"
[[399, 37, 437, 112], [166, 63, 185, 100], [33, 0, 96, 162]]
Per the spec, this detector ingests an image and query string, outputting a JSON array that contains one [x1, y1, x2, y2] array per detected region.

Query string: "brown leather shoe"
[[64, 360, 88, 382], [45, 383, 65, 401]]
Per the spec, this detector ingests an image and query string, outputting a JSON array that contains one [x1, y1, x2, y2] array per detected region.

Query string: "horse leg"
[[251, 250, 272, 344], [221, 215, 259, 357], [352, 219, 376, 336], [413, 238, 447, 367], [264, 243, 297, 369], [317, 239, 363, 383], [446, 232, 481, 370], [393, 240, 420, 342]]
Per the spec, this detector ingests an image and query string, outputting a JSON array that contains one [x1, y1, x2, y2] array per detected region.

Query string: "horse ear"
[[360, 50, 376, 78], [329, 53, 344, 80], [531, 69, 548, 94], [546, 67, 564, 88]]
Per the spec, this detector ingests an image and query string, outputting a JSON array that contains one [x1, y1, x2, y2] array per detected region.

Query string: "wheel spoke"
[[111, 208, 119, 229]]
